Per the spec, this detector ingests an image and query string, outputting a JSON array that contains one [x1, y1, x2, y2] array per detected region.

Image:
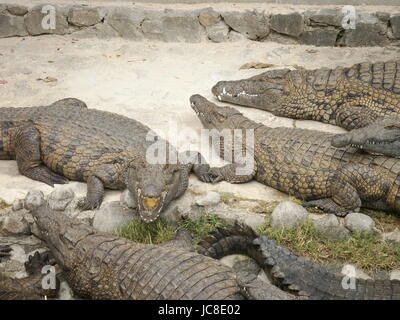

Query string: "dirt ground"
[[0, 35, 399, 204]]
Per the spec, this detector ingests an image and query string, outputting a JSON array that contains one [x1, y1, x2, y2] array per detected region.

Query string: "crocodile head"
[[190, 94, 242, 130], [24, 190, 94, 269], [331, 119, 400, 158], [211, 69, 291, 112], [126, 161, 182, 223]]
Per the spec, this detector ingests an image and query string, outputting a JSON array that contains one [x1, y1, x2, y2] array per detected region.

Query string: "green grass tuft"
[[116, 214, 226, 247], [257, 219, 400, 272]]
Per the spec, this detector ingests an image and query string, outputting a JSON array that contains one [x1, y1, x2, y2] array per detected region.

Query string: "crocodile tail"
[[197, 222, 264, 265]]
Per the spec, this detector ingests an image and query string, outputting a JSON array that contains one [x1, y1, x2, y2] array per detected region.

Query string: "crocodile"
[[211, 60, 400, 158], [198, 224, 400, 300], [0, 98, 217, 222], [24, 190, 269, 300], [190, 94, 400, 216], [0, 248, 59, 300]]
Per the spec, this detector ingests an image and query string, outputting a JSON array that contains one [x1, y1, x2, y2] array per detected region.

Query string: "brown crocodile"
[[0, 98, 218, 222], [0, 248, 59, 300], [190, 94, 400, 216], [198, 224, 400, 300], [22, 190, 256, 300], [211, 60, 400, 158]]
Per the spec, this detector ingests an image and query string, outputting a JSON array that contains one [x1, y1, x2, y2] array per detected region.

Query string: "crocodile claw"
[[25, 251, 55, 275]]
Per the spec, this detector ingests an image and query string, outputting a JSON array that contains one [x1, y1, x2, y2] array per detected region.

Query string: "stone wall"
[[0, 3, 400, 46]]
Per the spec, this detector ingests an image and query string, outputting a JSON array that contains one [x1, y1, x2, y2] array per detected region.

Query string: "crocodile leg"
[[336, 103, 379, 130], [208, 162, 257, 184], [13, 122, 68, 187], [303, 163, 391, 216], [80, 175, 105, 210]]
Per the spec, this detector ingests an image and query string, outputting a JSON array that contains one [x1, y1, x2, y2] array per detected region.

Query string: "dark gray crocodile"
[[0, 98, 218, 222], [24, 190, 271, 300], [198, 224, 400, 300], [0, 248, 59, 300], [211, 60, 400, 158], [190, 94, 400, 216]]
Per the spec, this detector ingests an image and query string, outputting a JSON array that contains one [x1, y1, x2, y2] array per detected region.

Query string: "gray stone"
[[312, 214, 340, 229], [344, 212, 375, 233], [317, 225, 350, 241], [92, 201, 137, 233], [120, 189, 136, 209], [381, 228, 400, 244], [391, 15, 400, 39], [47, 186, 75, 211], [206, 21, 229, 42], [12, 199, 24, 211], [142, 10, 203, 42], [270, 201, 309, 229], [72, 23, 119, 39], [390, 270, 400, 281], [0, 13, 27, 37], [270, 13, 304, 38], [228, 30, 247, 41], [7, 4, 28, 16], [0, 212, 31, 236], [233, 258, 261, 275], [199, 7, 220, 27], [107, 7, 144, 40], [343, 23, 388, 47], [242, 214, 265, 231], [306, 8, 343, 27], [25, 5, 69, 36], [300, 28, 338, 46], [0, 4, 7, 14], [222, 10, 269, 40], [68, 6, 104, 27], [195, 191, 221, 206], [375, 12, 390, 23]]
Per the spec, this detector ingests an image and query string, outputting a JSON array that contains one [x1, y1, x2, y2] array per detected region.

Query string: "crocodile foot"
[[0, 245, 12, 262], [194, 164, 224, 183], [25, 251, 55, 275], [302, 199, 352, 217]]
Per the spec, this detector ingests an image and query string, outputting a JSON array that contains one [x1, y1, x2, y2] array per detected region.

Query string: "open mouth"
[[137, 190, 166, 223]]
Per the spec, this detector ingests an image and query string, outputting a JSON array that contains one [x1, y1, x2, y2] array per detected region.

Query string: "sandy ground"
[[0, 35, 399, 205]]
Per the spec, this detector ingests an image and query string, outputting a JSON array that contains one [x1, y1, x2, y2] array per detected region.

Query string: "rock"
[[270, 201, 309, 229], [343, 23, 388, 47], [242, 214, 265, 231], [232, 258, 261, 275], [7, 4, 28, 16], [313, 214, 340, 228], [0, 211, 31, 236], [58, 281, 75, 300], [162, 192, 195, 224], [222, 10, 269, 40], [67, 209, 96, 225], [228, 30, 247, 42], [195, 191, 221, 206], [306, 8, 343, 27], [12, 199, 24, 211], [206, 21, 229, 42], [92, 201, 137, 233], [120, 189, 136, 209], [198, 8, 220, 27], [270, 13, 304, 38], [25, 5, 69, 36], [142, 10, 203, 42], [381, 228, 400, 244], [344, 212, 375, 233], [106, 7, 144, 40], [47, 186, 75, 211], [72, 23, 119, 39], [319, 225, 350, 241], [0, 13, 28, 37], [300, 29, 338, 46], [68, 6, 104, 27], [390, 270, 400, 281], [391, 15, 400, 39]]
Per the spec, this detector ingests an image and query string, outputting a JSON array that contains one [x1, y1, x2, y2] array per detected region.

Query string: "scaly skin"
[[211, 61, 400, 157], [24, 191, 246, 300], [0, 249, 59, 300], [190, 95, 400, 216], [0, 98, 218, 222], [198, 224, 400, 300]]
